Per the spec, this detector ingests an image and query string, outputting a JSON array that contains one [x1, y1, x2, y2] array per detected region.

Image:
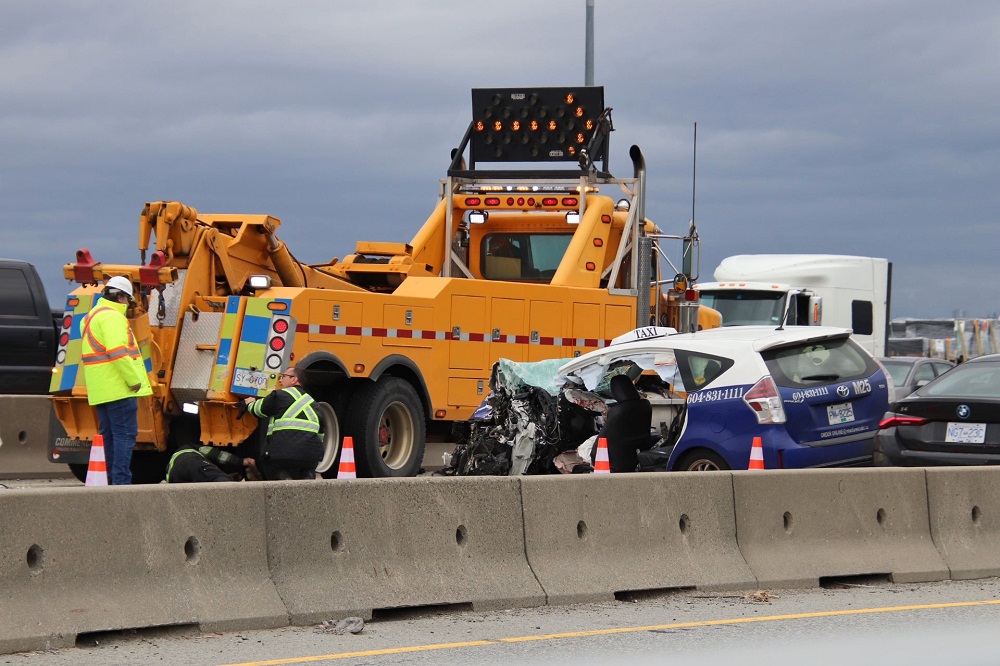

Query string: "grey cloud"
[[2, 0, 998, 319]]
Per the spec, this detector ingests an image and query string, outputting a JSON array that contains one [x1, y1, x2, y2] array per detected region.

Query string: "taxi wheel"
[[677, 449, 729, 471]]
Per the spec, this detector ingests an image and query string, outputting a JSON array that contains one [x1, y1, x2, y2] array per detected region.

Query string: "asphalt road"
[[7, 577, 1000, 665]]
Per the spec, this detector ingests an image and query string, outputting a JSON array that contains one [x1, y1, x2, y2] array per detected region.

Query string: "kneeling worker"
[[167, 446, 250, 483], [243, 366, 323, 480]]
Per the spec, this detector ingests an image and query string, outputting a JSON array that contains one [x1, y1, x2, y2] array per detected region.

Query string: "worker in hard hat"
[[79, 275, 152, 485]]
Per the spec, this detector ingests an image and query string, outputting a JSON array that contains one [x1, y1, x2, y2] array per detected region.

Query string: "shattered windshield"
[[494, 358, 569, 396]]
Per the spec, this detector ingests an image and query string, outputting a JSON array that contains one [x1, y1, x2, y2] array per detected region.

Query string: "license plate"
[[233, 368, 269, 390], [827, 402, 855, 425], [946, 422, 987, 444]]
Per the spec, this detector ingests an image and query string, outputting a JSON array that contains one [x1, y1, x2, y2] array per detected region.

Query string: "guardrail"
[[3, 467, 999, 654]]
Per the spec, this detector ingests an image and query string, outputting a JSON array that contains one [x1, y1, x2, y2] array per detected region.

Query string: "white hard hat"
[[105, 275, 134, 298]]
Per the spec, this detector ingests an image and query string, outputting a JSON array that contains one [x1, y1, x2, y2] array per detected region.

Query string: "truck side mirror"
[[809, 295, 823, 325]]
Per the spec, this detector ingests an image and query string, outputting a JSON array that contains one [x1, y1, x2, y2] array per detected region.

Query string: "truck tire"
[[347, 377, 425, 477], [313, 401, 341, 477], [68, 464, 87, 484]]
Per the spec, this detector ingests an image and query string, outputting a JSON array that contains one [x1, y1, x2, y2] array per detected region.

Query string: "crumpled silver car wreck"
[[443, 352, 683, 476]]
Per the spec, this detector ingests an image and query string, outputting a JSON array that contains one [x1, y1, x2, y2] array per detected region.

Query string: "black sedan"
[[874, 354, 1000, 466]]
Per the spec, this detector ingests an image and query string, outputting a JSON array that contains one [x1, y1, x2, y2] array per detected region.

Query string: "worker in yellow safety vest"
[[80, 276, 152, 485], [243, 366, 323, 480]]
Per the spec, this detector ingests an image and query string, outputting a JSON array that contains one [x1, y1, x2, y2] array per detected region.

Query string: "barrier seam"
[[728, 472, 759, 588], [516, 478, 549, 604], [923, 467, 955, 580], [261, 483, 294, 625]]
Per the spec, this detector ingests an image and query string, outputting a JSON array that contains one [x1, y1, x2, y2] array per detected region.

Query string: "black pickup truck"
[[0, 259, 61, 394]]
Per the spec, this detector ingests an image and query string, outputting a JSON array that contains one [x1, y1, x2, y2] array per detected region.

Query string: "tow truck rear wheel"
[[347, 377, 425, 478], [313, 401, 342, 479]]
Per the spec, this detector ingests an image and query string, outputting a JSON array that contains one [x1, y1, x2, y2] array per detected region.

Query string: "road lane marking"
[[222, 599, 1000, 665], [221, 640, 495, 665]]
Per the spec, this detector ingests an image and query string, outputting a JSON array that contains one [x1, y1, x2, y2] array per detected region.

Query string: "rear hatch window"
[[761, 336, 887, 445]]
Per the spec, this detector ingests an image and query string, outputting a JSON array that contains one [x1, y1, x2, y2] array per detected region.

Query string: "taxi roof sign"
[[610, 326, 676, 346]]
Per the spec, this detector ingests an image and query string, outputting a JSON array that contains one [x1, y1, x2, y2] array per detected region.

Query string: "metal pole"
[[683, 122, 696, 279], [585, 0, 595, 86]]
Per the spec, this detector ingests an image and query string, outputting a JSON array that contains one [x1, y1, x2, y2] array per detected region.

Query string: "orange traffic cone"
[[338, 436, 357, 479], [594, 436, 611, 474], [85, 434, 108, 486], [748, 436, 765, 470]]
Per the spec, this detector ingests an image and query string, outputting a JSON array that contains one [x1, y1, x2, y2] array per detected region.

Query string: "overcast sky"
[[2, 1, 997, 318]]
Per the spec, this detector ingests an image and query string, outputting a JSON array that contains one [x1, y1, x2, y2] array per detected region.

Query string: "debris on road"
[[315, 617, 365, 635]]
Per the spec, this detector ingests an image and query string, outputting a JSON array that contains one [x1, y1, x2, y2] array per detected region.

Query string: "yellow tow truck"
[[48, 86, 719, 481]]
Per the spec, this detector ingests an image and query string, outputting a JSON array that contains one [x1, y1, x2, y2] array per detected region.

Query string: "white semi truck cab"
[[695, 254, 891, 356]]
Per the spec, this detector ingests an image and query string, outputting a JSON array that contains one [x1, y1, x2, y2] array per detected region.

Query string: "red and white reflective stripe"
[[297, 323, 610, 348], [81, 308, 142, 365]]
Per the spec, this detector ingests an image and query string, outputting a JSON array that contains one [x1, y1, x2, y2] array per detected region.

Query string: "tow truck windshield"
[[481, 232, 573, 282]]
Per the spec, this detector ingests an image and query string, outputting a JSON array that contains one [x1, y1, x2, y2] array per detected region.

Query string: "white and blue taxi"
[[557, 325, 891, 470]]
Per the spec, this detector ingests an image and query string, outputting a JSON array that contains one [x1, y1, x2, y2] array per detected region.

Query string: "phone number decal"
[[687, 386, 745, 404]]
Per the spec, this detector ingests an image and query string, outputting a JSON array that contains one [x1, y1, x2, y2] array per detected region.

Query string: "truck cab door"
[[786, 290, 821, 326]]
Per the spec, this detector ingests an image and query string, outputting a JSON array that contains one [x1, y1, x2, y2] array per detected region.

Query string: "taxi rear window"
[[762, 337, 878, 388], [674, 351, 733, 390]]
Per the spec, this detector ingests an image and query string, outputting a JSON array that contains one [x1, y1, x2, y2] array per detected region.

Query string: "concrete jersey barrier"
[[263, 476, 544, 624], [520, 473, 755, 605], [733, 468, 949, 587], [12, 466, 1000, 655], [0, 484, 286, 654], [925, 467, 1000, 580], [0, 395, 70, 480]]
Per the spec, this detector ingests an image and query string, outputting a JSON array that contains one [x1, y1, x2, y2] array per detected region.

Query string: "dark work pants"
[[96, 397, 138, 485]]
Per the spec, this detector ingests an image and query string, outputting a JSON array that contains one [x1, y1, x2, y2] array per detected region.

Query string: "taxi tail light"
[[878, 414, 930, 429], [873, 358, 896, 395], [743, 376, 786, 424]]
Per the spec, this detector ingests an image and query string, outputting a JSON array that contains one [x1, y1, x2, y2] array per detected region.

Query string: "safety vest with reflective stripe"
[[80, 299, 152, 405], [248, 386, 320, 437]]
